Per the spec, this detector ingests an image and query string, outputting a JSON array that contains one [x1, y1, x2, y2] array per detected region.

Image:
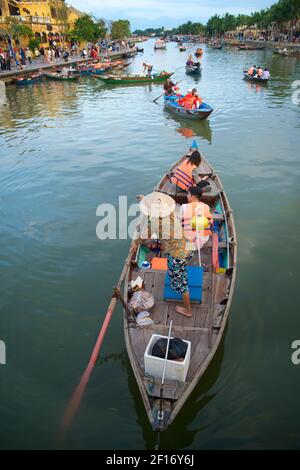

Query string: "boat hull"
[[243, 71, 269, 83], [164, 96, 213, 120], [93, 73, 173, 84], [123, 149, 237, 431], [185, 65, 202, 75]]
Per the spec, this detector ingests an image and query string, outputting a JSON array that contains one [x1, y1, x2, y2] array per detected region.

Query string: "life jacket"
[[171, 159, 196, 190], [181, 202, 212, 242], [248, 67, 254, 75], [178, 93, 195, 110]]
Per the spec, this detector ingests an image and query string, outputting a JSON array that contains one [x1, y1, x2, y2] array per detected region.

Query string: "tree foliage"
[[111, 20, 131, 40], [70, 14, 106, 42]]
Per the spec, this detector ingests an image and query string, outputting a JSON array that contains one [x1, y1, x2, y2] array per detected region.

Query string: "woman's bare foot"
[[176, 306, 192, 318]]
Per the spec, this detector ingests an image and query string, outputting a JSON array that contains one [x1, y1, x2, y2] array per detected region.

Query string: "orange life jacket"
[[171, 159, 196, 190], [248, 67, 254, 75], [178, 93, 196, 110], [181, 202, 212, 241]]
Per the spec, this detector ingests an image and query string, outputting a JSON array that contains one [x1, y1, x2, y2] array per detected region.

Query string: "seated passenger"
[[247, 65, 256, 76], [257, 66, 264, 77], [181, 186, 212, 249], [171, 150, 207, 191], [186, 55, 194, 66], [178, 89, 200, 110], [262, 67, 270, 80]]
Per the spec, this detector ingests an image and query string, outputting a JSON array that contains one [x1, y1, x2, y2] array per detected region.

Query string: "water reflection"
[[164, 110, 212, 144]]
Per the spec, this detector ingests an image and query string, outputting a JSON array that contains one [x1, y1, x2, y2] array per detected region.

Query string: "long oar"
[[153, 79, 183, 104], [59, 246, 134, 440]]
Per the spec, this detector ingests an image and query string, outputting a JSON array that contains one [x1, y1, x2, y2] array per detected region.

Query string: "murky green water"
[[0, 40, 300, 450]]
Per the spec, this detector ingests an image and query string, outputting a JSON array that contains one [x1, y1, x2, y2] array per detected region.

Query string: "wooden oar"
[[153, 80, 182, 103], [59, 245, 135, 440]]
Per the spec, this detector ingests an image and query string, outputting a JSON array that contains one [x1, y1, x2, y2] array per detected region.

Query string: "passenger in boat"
[[138, 193, 195, 318], [178, 89, 202, 110], [262, 67, 270, 80], [143, 62, 153, 76], [163, 78, 176, 95], [171, 150, 202, 191], [247, 65, 256, 76], [257, 66, 264, 77], [186, 55, 194, 66], [181, 187, 212, 250]]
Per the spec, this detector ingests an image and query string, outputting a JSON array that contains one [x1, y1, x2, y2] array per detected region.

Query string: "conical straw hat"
[[139, 192, 175, 219]]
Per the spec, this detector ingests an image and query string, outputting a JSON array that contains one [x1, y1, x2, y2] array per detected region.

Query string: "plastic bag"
[[151, 337, 188, 360], [129, 290, 155, 313]]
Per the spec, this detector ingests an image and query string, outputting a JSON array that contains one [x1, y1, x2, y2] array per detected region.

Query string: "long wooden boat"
[[238, 45, 265, 51], [92, 72, 173, 84], [122, 145, 237, 431], [44, 72, 80, 81], [13, 73, 43, 86], [185, 64, 202, 75], [243, 70, 269, 83], [164, 95, 213, 120], [273, 48, 298, 57], [179, 46, 187, 51]]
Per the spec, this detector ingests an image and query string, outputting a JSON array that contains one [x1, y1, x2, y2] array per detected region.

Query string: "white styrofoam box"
[[144, 334, 191, 383]]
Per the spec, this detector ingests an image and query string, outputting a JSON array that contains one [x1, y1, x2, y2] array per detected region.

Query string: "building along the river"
[[0, 0, 83, 47]]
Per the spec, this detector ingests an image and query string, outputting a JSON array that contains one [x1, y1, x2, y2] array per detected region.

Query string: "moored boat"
[[122, 143, 237, 431], [164, 95, 213, 120], [13, 73, 43, 86], [44, 71, 80, 81], [238, 45, 265, 51], [243, 70, 269, 83], [92, 72, 173, 84]]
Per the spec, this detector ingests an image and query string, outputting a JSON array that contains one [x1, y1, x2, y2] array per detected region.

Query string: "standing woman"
[[138, 192, 195, 318]]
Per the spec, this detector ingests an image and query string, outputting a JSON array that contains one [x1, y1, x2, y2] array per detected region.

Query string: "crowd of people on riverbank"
[[0, 39, 137, 74]]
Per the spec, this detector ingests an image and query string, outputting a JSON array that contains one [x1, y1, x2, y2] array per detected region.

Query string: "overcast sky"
[[71, 0, 276, 29]]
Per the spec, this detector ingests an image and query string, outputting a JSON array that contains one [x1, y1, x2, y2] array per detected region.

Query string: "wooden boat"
[[136, 47, 144, 53], [44, 72, 80, 81], [273, 48, 298, 57], [179, 45, 187, 51], [122, 145, 237, 431], [212, 45, 223, 50], [238, 45, 265, 51], [92, 72, 173, 84], [164, 95, 213, 120], [185, 64, 202, 75], [243, 70, 269, 83], [155, 40, 167, 50], [13, 73, 43, 86]]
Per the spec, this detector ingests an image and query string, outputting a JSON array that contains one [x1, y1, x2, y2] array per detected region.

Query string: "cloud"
[[71, 0, 275, 28]]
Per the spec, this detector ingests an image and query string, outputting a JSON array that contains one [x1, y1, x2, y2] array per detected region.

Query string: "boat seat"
[[164, 266, 203, 303], [160, 180, 188, 204]]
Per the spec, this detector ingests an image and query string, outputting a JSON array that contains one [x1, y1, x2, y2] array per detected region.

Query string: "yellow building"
[[0, 0, 83, 47]]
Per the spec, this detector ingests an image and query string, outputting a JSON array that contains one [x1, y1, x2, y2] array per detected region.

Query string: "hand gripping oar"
[[59, 246, 135, 440], [153, 79, 183, 103]]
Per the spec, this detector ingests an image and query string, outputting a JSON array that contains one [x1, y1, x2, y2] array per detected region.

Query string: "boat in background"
[[154, 39, 167, 50], [93, 71, 173, 85], [243, 70, 269, 83], [238, 45, 265, 51], [12, 73, 43, 86], [185, 64, 202, 75]]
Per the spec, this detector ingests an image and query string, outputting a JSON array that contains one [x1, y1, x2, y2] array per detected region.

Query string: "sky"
[[70, 0, 276, 30]]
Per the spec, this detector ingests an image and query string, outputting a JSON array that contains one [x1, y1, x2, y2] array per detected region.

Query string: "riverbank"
[[0, 49, 137, 83]]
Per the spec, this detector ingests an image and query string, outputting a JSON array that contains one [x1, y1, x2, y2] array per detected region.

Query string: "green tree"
[[70, 14, 106, 43], [28, 38, 41, 52], [0, 18, 33, 46], [111, 20, 131, 40]]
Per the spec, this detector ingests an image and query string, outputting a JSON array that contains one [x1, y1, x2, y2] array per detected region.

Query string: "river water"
[[0, 39, 300, 450]]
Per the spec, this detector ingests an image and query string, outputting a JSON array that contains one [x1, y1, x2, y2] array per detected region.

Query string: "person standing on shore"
[[39, 46, 45, 63], [26, 47, 32, 64]]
